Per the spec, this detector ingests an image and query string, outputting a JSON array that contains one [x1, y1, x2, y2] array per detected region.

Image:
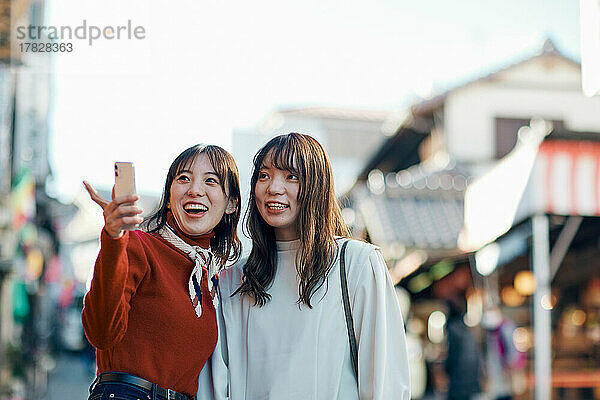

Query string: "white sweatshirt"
[[198, 238, 410, 400]]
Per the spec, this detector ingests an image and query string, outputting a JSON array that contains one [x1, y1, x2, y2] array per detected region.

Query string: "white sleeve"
[[197, 287, 230, 400], [351, 248, 411, 400]]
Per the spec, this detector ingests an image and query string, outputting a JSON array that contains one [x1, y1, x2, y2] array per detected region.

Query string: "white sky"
[[45, 0, 581, 202]]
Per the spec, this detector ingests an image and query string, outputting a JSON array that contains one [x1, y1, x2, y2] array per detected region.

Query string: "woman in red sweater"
[[82, 144, 241, 400]]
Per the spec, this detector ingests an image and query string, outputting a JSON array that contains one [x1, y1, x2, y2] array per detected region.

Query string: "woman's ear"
[[225, 197, 237, 214]]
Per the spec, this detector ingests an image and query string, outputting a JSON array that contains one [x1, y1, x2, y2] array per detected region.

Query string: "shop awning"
[[458, 120, 552, 251], [458, 122, 600, 251]]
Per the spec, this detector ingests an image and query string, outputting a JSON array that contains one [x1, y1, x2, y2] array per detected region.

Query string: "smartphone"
[[114, 162, 138, 230]]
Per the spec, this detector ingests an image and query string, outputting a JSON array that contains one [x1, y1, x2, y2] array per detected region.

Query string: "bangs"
[[205, 148, 230, 192], [174, 155, 197, 175], [263, 140, 299, 173], [172, 145, 203, 176], [171, 145, 229, 187]]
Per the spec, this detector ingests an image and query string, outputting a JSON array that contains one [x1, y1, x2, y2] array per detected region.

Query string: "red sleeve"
[[82, 229, 149, 350]]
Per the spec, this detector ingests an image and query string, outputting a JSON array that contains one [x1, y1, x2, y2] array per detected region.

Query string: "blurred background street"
[[45, 352, 91, 400], [1, 0, 599, 399]]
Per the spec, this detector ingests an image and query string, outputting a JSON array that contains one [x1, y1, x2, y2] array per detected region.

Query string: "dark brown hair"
[[234, 133, 350, 307], [145, 144, 242, 267]]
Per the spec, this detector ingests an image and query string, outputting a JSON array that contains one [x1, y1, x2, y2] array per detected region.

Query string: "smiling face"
[[169, 153, 236, 236], [254, 154, 300, 241]]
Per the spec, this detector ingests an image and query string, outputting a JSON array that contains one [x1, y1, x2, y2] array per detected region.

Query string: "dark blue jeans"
[[88, 381, 153, 400]]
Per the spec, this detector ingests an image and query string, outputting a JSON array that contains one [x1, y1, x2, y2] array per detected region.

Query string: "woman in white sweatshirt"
[[200, 132, 410, 400]]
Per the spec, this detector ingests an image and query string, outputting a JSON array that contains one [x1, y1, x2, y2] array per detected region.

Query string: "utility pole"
[[532, 214, 551, 400]]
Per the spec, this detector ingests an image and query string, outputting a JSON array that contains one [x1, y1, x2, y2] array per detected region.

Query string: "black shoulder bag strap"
[[340, 239, 359, 381]]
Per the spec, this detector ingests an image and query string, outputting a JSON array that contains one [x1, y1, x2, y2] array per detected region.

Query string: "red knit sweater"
[[82, 222, 217, 397]]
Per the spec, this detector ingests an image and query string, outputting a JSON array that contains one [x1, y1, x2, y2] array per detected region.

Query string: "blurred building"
[[232, 106, 392, 253], [0, 0, 59, 397], [345, 39, 600, 399]]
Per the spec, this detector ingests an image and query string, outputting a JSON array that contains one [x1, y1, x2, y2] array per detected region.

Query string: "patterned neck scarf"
[[158, 224, 218, 317]]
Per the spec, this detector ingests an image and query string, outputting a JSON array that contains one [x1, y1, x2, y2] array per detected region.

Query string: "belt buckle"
[[167, 388, 176, 400]]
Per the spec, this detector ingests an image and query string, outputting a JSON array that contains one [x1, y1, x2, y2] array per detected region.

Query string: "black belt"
[[90, 372, 190, 400]]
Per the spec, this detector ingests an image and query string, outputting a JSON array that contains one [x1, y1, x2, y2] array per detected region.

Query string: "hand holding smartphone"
[[114, 162, 139, 230]]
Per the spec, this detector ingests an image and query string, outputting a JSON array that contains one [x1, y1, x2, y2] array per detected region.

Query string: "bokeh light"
[[513, 327, 533, 352], [428, 311, 446, 344], [514, 270, 536, 296], [501, 286, 526, 307]]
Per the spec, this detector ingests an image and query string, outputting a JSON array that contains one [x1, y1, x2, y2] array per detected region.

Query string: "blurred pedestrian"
[[406, 318, 427, 399], [445, 295, 482, 400], [199, 133, 410, 400], [482, 305, 526, 400], [82, 144, 241, 400], [397, 287, 427, 400]]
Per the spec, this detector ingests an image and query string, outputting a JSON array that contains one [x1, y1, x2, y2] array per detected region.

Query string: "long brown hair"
[[234, 133, 350, 307], [145, 144, 242, 267]]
